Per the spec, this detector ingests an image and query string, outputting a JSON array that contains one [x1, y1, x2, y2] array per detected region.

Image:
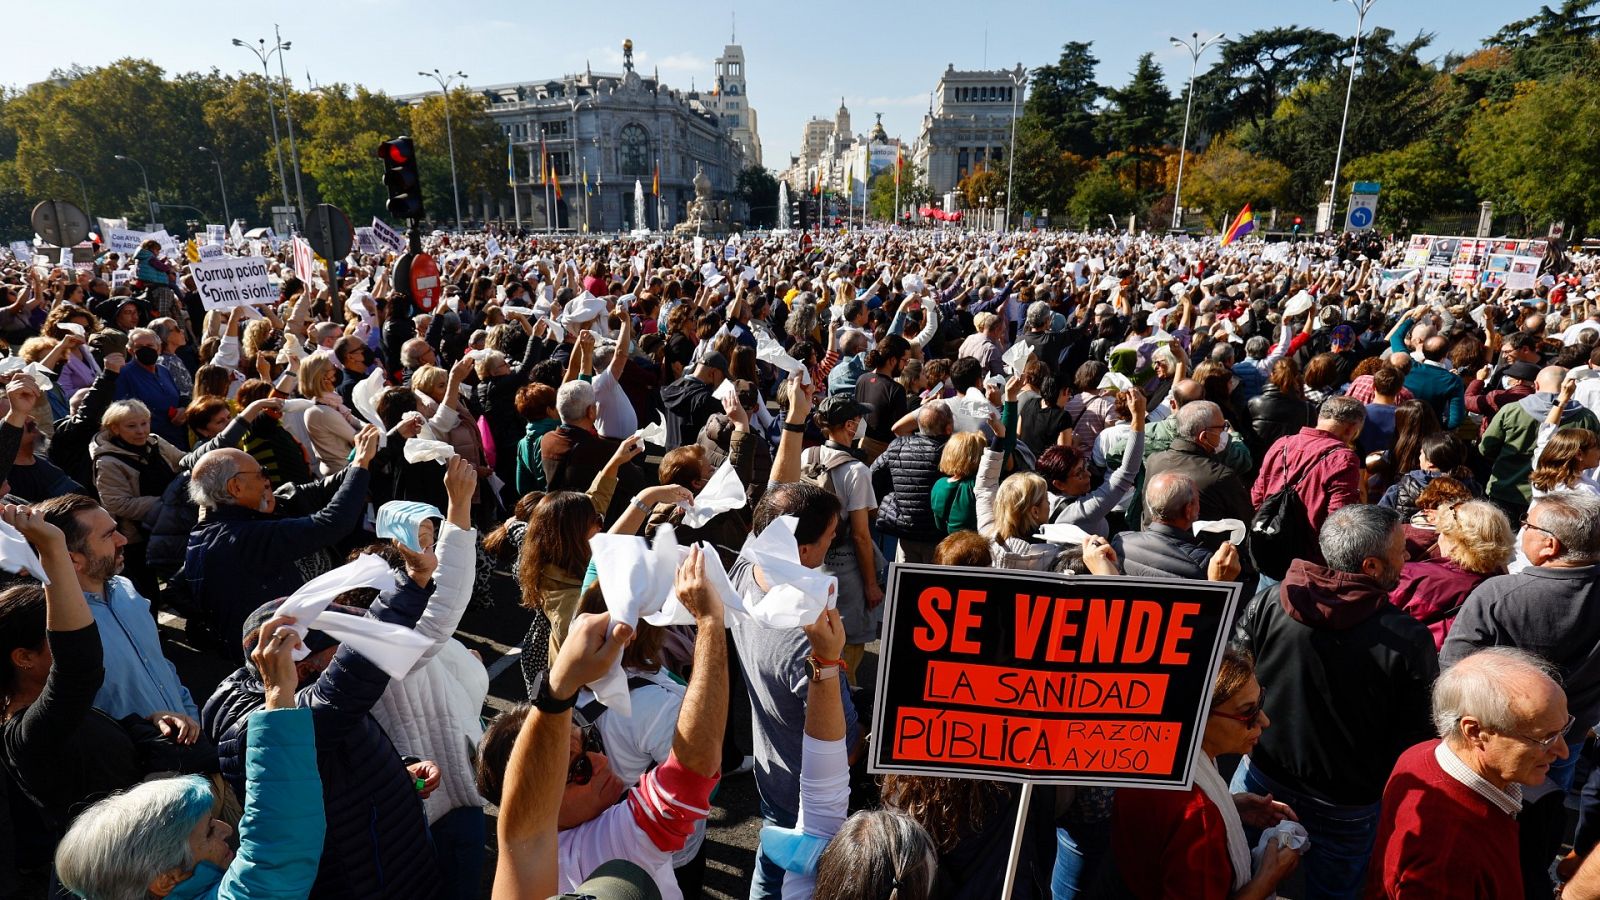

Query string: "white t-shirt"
[[813, 446, 875, 513], [593, 369, 638, 440]]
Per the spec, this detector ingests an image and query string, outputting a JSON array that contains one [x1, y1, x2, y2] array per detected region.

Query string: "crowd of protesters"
[[0, 220, 1598, 900]]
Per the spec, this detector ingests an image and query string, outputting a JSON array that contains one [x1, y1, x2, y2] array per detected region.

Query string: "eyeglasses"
[[1519, 517, 1556, 539], [1210, 689, 1267, 728], [567, 726, 604, 786], [1500, 714, 1575, 752]]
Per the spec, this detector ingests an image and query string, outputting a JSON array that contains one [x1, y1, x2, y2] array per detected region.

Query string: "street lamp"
[[420, 69, 469, 232], [1327, 0, 1378, 232], [1004, 65, 1027, 232], [196, 146, 231, 228], [113, 154, 155, 226], [271, 26, 307, 223], [1170, 31, 1224, 231], [52, 167, 90, 223], [232, 35, 295, 228]]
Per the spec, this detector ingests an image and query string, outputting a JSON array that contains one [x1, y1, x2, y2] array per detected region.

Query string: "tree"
[[1067, 167, 1135, 228], [1099, 53, 1174, 194], [298, 85, 409, 220], [1342, 139, 1469, 231], [867, 158, 932, 222], [1026, 41, 1105, 157], [1011, 116, 1090, 219], [202, 73, 296, 225], [408, 89, 501, 226], [1460, 73, 1600, 237], [1178, 137, 1291, 226], [736, 165, 779, 228], [957, 164, 1004, 210], [1191, 27, 1344, 139]]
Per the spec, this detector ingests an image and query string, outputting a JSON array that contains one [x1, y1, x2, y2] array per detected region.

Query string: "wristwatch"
[[783, 422, 807, 433], [529, 669, 578, 713], [806, 655, 845, 681]]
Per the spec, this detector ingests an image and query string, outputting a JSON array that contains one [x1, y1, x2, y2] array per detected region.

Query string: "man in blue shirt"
[[36, 493, 201, 740]]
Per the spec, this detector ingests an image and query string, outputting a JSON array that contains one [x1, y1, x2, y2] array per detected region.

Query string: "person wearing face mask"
[[1144, 400, 1254, 528], [1231, 504, 1439, 900], [115, 327, 188, 448], [803, 395, 884, 682], [333, 335, 373, 410]]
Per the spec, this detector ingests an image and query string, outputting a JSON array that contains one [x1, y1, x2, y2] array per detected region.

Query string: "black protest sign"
[[869, 564, 1242, 789]]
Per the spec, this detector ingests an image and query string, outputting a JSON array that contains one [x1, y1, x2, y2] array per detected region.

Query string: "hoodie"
[[1482, 392, 1600, 509], [1233, 558, 1439, 805], [660, 374, 720, 449]]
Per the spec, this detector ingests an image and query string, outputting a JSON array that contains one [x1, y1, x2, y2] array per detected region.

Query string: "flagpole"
[[510, 135, 522, 233]]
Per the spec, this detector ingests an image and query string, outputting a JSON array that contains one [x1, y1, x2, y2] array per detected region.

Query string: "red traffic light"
[[1294, 217, 1303, 225], [378, 138, 414, 165]]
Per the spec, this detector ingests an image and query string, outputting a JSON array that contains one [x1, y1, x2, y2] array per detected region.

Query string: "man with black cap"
[[201, 547, 445, 899], [1467, 359, 1539, 429], [660, 351, 728, 450], [804, 394, 882, 682]]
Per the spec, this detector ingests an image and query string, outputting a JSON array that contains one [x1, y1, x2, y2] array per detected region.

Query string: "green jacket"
[[1482, 395, 1600, 509], [514, 417, 560, 496]]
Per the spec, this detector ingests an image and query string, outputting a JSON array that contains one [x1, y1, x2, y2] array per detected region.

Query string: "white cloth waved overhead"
[[736, 516, 837, 628], [274, 554, 434, 680], [679, 459, 747, 529], [0, 519, 48, 584]]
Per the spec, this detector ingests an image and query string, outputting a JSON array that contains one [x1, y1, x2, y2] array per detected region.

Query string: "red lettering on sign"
[[913, 587, 951, 652], [950, 590, 985, 655]]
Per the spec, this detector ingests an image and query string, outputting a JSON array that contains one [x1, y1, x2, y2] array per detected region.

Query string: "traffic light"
[[1292, 216, 1303, 236], [378, 136, 424, 220]]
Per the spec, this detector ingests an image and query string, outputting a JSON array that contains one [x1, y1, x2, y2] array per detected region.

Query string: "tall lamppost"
[[1327, 0, 1378, 231], [52, 167, 90, 222], [196, 146, 231, 227], [113, 154, 155, 226], [1004, 64, 1026, 232], [420, 69, 469, 232], [1170, 31, 1224, 231], [231, 36, 293, 228], [272, 25, 307, 221]]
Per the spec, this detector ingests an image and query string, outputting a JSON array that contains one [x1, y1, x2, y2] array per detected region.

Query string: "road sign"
[[302, 203, 353, 262], [409, 252, 441, 312], [31, 200, 91, 248], [1345, 186, 1380, 233]]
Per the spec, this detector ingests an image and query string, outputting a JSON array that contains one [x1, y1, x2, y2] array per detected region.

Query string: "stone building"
[[702, 43, 762, 168], [407, 41, 747, 232], [912, 64, 1026, 198]]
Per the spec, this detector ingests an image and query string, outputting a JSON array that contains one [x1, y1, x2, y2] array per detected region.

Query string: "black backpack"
[[1248, 447, 1338, 580]]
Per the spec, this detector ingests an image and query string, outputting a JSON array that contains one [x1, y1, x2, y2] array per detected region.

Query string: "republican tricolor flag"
[[1221, 204, 1256, 247]]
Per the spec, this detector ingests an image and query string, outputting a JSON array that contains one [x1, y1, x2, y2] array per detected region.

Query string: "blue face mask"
[[758, 824, 830, 876], [376, 501, 443, 552]]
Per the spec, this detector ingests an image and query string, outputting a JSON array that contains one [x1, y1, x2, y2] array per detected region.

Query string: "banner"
[[206, 224, 226, 245], [191, 255, 275, 310], [107, 228, 147, 258], [354, 227, 382, 254], [370, 217, 406, 253], [292, 237, 316, 285], [869, 564, 1242, 789]]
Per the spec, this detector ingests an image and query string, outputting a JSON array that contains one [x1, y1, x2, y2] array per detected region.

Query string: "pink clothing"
[[1391, 556, 1493, 650], [1251, 427, 1362, 561]]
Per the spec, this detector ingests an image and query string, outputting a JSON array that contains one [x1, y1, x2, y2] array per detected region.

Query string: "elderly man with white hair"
[[539, 379, 649, 522], [1369, 647, 1569, 898]]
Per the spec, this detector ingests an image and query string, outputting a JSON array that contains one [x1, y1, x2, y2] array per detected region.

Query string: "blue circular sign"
[[1349, 206, 1373, 228]]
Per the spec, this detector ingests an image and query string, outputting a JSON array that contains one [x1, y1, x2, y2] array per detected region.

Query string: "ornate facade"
[[913, 64, 1026, 198]]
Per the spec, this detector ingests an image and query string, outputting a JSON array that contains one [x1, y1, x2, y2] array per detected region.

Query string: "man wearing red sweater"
[[1369, 647, 1571, 899], [1249, 396, 1364, 568]]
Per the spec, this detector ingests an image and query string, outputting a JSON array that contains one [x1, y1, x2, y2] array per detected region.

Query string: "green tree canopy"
[[1460, 72, 1600, 236]]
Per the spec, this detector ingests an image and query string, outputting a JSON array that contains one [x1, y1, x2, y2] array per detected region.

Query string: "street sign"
[[1345, 183, 1381, 233], [302, 203, 353, 262], [31, 200, 91, 248], [409, 252, 441, 312]]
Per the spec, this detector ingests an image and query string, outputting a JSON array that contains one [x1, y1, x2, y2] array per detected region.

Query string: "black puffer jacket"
[[871, 431, 948, 542], [202, 574, 442, 900], [1245, 384, 1313, 462]]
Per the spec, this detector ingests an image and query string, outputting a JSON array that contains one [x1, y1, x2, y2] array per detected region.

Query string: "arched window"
[[619, 124, 650, 177]]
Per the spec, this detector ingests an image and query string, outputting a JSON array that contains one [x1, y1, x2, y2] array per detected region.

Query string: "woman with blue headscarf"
[[53, 613, 324, 900]]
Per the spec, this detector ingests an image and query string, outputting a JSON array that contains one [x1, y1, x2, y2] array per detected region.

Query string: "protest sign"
[[148, 229, 180, 260], [869, 564, 1242, 789], [111, 269, 130, 290], [107, 228, 146, 257], [370, 217, 406, 253], [8, 242, 29, 265], [191, 255, 275, 310], [355, 227, 381, 254], [198, 242, 224, 259], [206, 224, 225, 245]]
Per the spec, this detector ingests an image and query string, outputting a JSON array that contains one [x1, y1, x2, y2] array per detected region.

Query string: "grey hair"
[[1146, 472, 1198, 522], [1434, 647, 1558, 746], [786, 298, 819, 340], [126, 326, 159, 349], [1025, 300, 1052, 329], [917, 401, 953, 436], [473, 349, 507, 381], [1208, 342, 1236, 365], [593, 340, 618, 370], [1319, 504, 1401, 573], [188, 449, 244, 509], [1531, 493, 1600, 563], [1245, 335, 1271, 360], [1319, 395, 1366, 428], [400, 338, 431, 368], [54, 774, 214, 900], [1175, 401, 1221, 440], [840, 330, 869, 356], [555, 379, 596, 424]]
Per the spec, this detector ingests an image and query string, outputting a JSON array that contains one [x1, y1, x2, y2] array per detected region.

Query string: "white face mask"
[[1215, 427, 1233, 452]]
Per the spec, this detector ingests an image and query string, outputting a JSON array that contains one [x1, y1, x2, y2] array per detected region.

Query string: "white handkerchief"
[[1193, 518, 1247, 546], [757, 331, 808, 380], [681, 459, 747, 529], [1097, 371, 1134, 394], [713, 379, 737, 401], [350, 367, 388, 434], [588, 526, 686, 717], [634, 420, 666, 446], [57, 322, 84, 338], [0, 519, 48, 584], [1002, 340, 1034, 376], [402, 438, 457, 463], [0, 357, 51, 392], [737, 516, 837, 628], [274, 554, 434, 680], [1035, 522, 1089, 546]]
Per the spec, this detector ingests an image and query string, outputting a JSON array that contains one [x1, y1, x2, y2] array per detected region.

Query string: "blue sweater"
[[1403, 363, 1466, 430], [171, 708, 324, 900]]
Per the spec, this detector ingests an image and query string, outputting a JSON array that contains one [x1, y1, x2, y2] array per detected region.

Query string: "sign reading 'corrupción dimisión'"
[[191, 255, 275, 310], [869, 564, 1242, 790]]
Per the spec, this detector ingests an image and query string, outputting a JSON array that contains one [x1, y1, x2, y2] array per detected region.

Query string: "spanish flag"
[[507, 135, 516, 188], [1221, 204, 1256, 247], [652, 163, 660, 196], [551, 160, 563, 200], [539, 137, 548, 185], [582, 165, 590, 195], [812, 170, 822, 197], [895, 146, 904, 187]]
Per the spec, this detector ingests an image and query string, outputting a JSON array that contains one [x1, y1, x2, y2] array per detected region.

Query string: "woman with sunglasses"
[[1111, 647, 1303, 899]]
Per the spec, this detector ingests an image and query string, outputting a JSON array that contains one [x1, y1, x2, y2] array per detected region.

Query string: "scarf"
[[1194, 754, 1251, 891]]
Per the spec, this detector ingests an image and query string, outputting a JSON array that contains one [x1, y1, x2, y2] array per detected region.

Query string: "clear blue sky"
[[0, 0, 1548, 166]]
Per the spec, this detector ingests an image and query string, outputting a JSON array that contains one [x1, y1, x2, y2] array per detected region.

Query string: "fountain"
[[674, 163, 735, 236], [633, 180, 648, 234], [777, 180, 790, 232]]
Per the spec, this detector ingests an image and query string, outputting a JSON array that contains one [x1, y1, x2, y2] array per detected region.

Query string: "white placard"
[[8, 242, 29, 264], [354, 227, 381, 254], [206, 224, 226, 245], [112, 269, 131, 289], [107, 228, 146, 257], [370, 217, 406, 253], [191, 255, 276, 310], [148, 229, 179, 259], [198, 242, 224, 259]]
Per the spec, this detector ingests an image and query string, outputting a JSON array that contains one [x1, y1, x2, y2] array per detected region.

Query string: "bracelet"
[[783, 422, 806, 433], [807, 655, 847, 681], [630, 496, 650, 514]]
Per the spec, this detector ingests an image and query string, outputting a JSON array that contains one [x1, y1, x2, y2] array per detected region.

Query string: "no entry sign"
[[869, 564, 1242, 790]]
